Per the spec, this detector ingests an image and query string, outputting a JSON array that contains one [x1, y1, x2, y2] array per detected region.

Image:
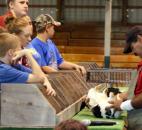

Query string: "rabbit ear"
[[102, 87, 108, 95], [94, 84, 104, 92], [94, 85, 100, 92]]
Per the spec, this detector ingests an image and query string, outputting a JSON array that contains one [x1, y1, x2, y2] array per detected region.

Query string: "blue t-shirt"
[[0, 63, 32, 83], [30, 38, 64, 70], [26, 43, 42, 65]]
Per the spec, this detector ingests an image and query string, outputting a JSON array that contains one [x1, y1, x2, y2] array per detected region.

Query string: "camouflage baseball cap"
[[34, 14, 61, 32]]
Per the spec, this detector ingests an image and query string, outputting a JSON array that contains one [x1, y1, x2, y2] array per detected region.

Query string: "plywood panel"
[[1, 84, 56, 127], [40, 71, 89, 114]]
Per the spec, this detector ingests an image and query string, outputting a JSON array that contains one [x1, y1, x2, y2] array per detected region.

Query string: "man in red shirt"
[[109, 26, 142, 130], [0, 0, 29, 27], [123, 26, 142, 97]]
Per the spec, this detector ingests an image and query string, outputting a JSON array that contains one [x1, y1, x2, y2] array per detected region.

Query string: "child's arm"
[[13, 49, 56, 96], [42, 66, 58, 73], [59, 61, 86, 76]]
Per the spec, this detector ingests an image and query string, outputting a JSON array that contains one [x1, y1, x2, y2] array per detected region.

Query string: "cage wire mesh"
[[86, 68, 136, 87], [78, 62, 101, 70]]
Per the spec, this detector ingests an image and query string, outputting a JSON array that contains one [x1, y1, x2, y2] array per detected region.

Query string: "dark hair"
[[54, 119, 88, 130], [123, 26, 142, 53]]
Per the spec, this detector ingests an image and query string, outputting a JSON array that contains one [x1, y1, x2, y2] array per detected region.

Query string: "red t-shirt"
[[0, 11, 13, 28], [134, 61, 142, 96]]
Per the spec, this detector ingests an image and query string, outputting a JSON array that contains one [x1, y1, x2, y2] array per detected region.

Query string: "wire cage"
[[86, 68, 136, 87]]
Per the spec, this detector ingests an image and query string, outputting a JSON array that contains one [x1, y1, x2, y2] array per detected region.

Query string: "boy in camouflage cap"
[[35, 14, 61, 32], [29, 14, 86, 75]]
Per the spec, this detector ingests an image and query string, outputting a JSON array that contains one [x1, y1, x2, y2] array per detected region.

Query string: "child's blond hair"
[[0, 33, 20, 57]]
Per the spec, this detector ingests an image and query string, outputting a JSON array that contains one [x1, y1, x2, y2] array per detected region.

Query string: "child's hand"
[[12, 49, 32, 61], [43, 78, 56, 96], [74, 65, 86, 76]]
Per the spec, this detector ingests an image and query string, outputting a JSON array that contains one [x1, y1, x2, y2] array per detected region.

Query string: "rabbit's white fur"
[[87, 85, 121, 119]]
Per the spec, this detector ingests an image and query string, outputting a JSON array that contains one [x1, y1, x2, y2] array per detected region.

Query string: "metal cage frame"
[[86, 68, 136, 85]]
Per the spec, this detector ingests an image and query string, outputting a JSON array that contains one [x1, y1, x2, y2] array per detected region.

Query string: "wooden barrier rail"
[[57, 46, 124, 55], [62, 54, 141, 62], [71, 31, 125, 40], [68, 39, 125, 46], [53, 39, 125, 47], [62, 53, 141, 68]]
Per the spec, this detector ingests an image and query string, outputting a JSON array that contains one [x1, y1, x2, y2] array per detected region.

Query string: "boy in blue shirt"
[[0, 32, 56, 96], [30, 14, 86, 75]]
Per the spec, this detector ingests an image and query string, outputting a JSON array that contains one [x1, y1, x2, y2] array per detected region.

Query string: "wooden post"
[[122, 0, 128, 25], [57, 0, 64, 22], [104, 0, 112, 68]]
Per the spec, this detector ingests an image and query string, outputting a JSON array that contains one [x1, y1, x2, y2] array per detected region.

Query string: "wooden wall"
[[53, 24, 141, 68]]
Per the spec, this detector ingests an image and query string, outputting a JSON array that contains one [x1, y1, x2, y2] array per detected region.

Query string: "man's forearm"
[[132, 94, 142, 109]]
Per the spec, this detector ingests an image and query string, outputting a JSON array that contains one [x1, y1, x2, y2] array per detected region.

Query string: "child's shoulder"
[[0, 63, 15, 74]]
